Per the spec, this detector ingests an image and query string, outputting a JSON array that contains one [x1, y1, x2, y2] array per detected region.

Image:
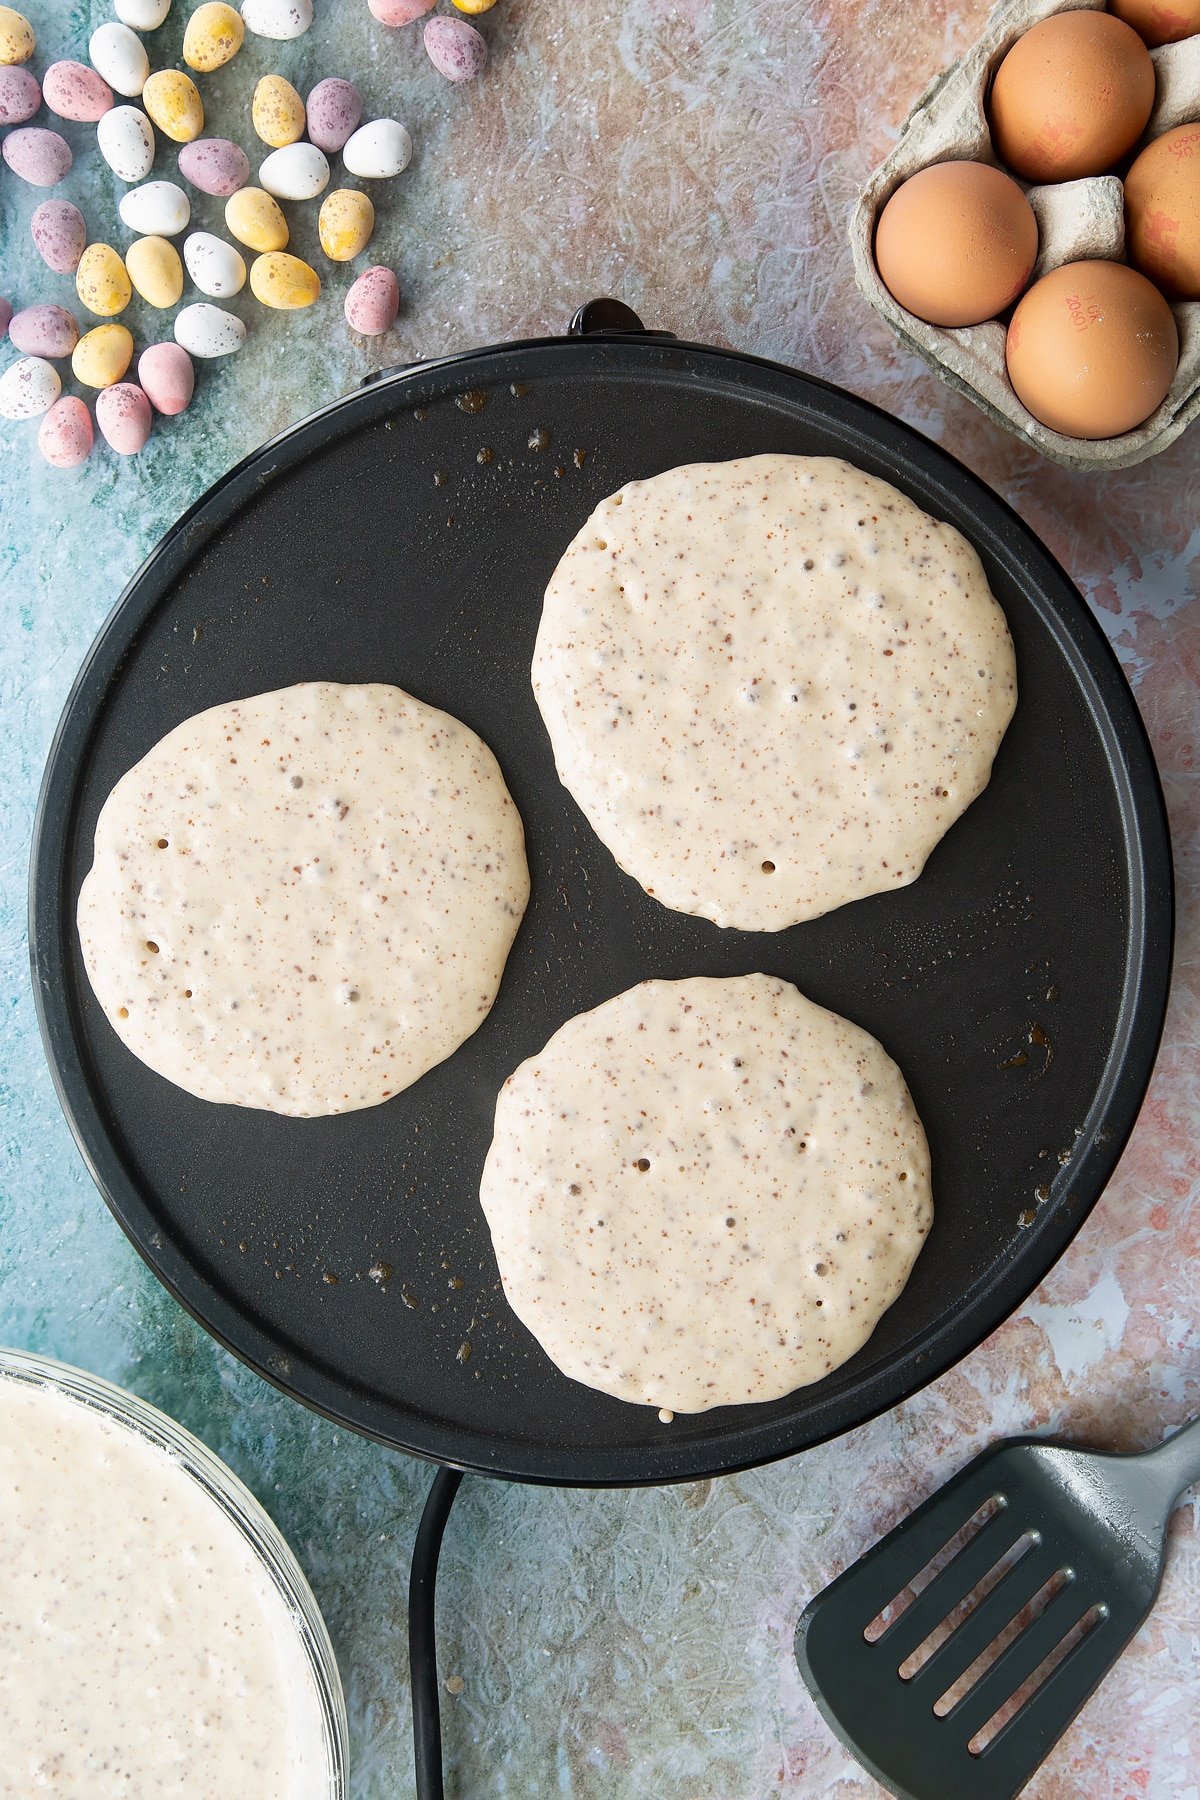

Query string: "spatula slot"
[[898, 1528, 1040, 1681], [968, 1600, 1109, 1755], [932, 1565, 1071, 1715], [863, 1493, 1005, 1644]]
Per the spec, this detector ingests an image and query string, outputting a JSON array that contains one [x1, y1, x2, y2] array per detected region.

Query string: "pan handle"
[[568, 297, 676, 339]]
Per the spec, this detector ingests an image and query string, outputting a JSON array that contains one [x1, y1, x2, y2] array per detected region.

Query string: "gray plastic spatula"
[[795, 1417, 1200, 1800]]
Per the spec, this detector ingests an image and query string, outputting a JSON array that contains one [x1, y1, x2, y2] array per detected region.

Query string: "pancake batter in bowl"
[[0, 1363, 337, 1799], [77, 681, 530, 1116], [480, 973, 932, 1414], [533, 454, 1017, 930]]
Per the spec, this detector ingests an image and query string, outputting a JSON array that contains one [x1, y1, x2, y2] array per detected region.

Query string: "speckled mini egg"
[[184, 230, 247, 297], [96, 381, 152, 455], [225, 185, 289, 251], [116, 0, 173, 25], [72, 323, 135, 389], [250, 250, 320, 308], [174, 301, 246, 357], [183, 2, 245, 70], [368, 0, 434, 22], [305, 78, 360, 153], [3, 126, 72, 187], [143, 69, 203, 143], [9, 304, 80, 359], [318, 188, 374, 261], [252, 74, 305, 147], [126, 235, 185, 308], [97, 106, 156, 182], [342, 119, 411, 179], [988, 12, 1154, 183], [42, 60, 114, 122], [259, 142, 329, 200], [241, 0, 313, 40], [38, 396, 94, 468], [345, 264, 399, 335], [0, 7, 34, 64], [138, 341, 194, 414], [1125, 124, 1200, 302], [119, 180, 191, 237], [0, 62, 39, 122], [452, 0, 497, 12], [32, 199, 87, 272], [423, 16, 487, 81], [76, 243, 133, 318], [0, 356, 60, 420], [178, 137, 251, 195], [89, 22, 150, 97]]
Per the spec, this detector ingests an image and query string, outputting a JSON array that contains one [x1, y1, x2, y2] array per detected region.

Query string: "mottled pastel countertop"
[[1, 2, 1197, 1796]]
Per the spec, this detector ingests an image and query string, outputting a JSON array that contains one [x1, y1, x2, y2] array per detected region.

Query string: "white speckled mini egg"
[[174, 301, 246, 357], [119, 180, 191, 237], [342, 119, 411, 180], [88, 21, 150, 97], [184, 230, 246, 296], [97, 106, 156, 182], [259, 142, 329, 200], [241, 0, 312, 40], [115, 0, 172, 26], [0, 355, 61, 419]]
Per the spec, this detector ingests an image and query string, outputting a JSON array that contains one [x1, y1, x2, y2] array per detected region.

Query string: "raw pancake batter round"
[[77, 681, 529, 1116], [532, 454, 1017, 931], [479, 973, 933, 1413]]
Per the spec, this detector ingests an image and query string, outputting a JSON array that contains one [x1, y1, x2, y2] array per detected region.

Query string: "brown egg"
[[874, 160, 1038, 328], [1006, 260, 1178, 439], [1109, 0, 1200, 49], [1125, 124, 1200, 301], [988, 12, 1155, 182]]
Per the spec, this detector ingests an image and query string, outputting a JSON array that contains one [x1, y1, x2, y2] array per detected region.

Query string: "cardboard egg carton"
[[850, 0, 1200, 469]]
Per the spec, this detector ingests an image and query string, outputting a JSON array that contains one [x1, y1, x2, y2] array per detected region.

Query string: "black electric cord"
[[409, 1466, 465, 1800]]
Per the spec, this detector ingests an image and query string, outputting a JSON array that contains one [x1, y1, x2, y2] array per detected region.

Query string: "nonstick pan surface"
[[30, 319, 1172, 1486]]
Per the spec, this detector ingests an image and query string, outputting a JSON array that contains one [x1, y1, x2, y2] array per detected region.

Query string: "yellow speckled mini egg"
[[126, 235, 185, 309], [225, 185, 289, 252], [452, 0, 496, 10], [76, 244, 133, 318], [318, 188, 375, 262], [182, 1, 244, 71], [250, 250, 321, 308], [142, 69, 204, 143], [252, 74, 305, 147], [0, 6, 34, 64], [72, 322, 135, 389]]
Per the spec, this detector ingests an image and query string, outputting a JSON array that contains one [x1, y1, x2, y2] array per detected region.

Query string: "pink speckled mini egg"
[[344, 264, 399, 336], [31, 199, 88, 273], [96, 381, 152, 455], [0, 64, 40, 125], [38, 396, 94, 468], [3, 126, 72, 187], [369, 0, 434, 23], [423, 16, 487, 81], [305, 77, 361, 152], [9, 304, 80, 359], [178, 137, 250, 196], [42, 59, 115, 122], [138, 342, 195, 415]]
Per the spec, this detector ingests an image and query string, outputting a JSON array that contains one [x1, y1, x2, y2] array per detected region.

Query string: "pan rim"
[[28, 330, 1175, 1486]]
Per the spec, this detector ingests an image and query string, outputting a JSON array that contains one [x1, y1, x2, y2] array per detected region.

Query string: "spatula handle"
[[1147, 1415, 1200, 1501]]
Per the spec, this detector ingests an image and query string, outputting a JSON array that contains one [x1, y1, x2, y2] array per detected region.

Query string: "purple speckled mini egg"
[[178, 137, 250, 197], [3, 126, 73, 188], [38, 396, 94, 469], [42, 60, 115, 123], [423, 16, 487, 82], [96, 382, 152, 455], [305, 77, 361, 153], [138, 342, 195, 416], [0, 65, 40, 126], [9, 304, 80, 360], [31, 199, 88, 274], [345, 265, 399, 336]]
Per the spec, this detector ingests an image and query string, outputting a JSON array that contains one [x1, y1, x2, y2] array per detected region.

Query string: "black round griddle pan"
[[29, 302, 1173, 1487]]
